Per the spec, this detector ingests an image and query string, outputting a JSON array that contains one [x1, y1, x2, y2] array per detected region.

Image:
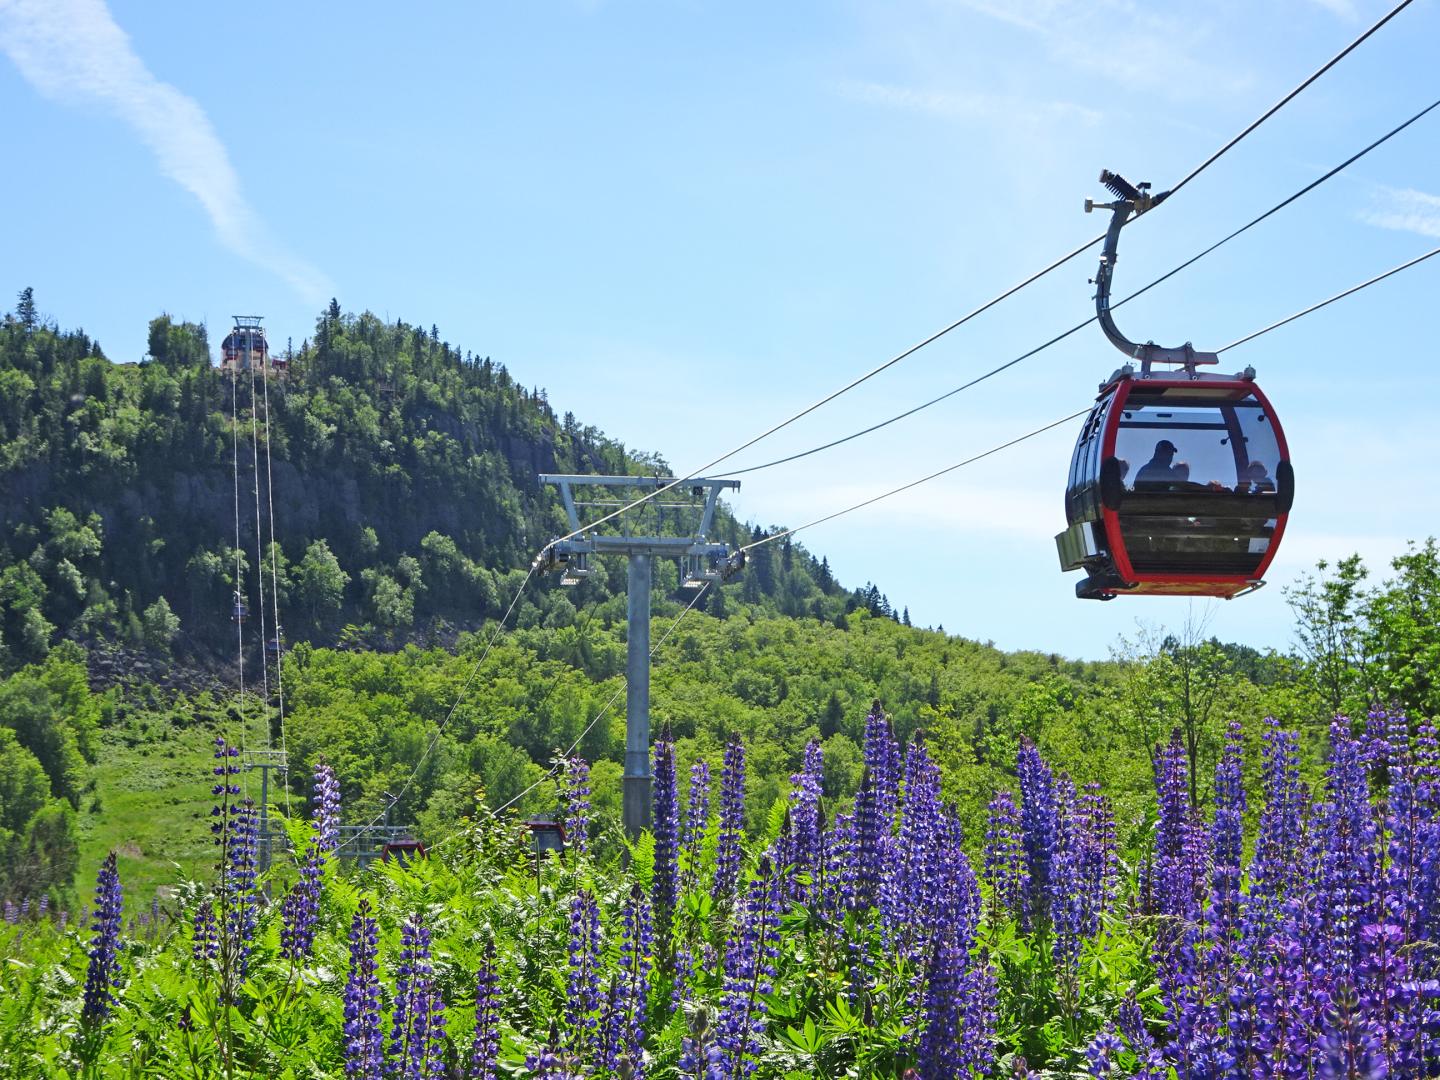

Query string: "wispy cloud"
[[0, 0, 332, 303], [840, 79, 1101, 127], [1302, 0, 1358, 20], [1362, 186, 1440, 240], [939, 0, 1253, 100]]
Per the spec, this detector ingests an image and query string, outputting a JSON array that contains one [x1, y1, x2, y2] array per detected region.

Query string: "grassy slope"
[[76, 701, 272, 906]]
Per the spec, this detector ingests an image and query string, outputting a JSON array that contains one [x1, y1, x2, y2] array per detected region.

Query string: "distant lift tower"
[[221, 315, 287, 376], [535, 476, 745, 836]]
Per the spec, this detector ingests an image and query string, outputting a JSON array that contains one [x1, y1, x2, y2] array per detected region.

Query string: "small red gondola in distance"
[[1056, 171, 1294, 601]]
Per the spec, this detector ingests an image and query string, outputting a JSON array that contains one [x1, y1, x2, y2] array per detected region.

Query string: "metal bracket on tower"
[[536, 474, 743, 836], [242, 749, 290, 872]]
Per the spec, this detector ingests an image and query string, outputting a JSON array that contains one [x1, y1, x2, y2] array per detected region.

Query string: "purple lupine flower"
[[191, 897, 219, 961], [1085, 1030, 1125, 1078], [1111, 996, 1169, 1080], [282, 759, 345, 960], [467, 940, 501, 1080], [715, 857, 784, 1078], [683, 760, 711, 883], [959, 956, 999, 1079], [917, 930, 972, 1077], [1076, 782, 1118, 931], [862, 700, 901, 828], [562, 755, 591, 859], [1050, 773, 1088, 971], [314, 759, 341, 853], [1313, 718, 1379, 985], [855, 704, 899, 896], [1016, 739, 1059, 929], [671, 940, 697, 1017], [712, 737, 746, 903], [914, 810, 993, 1078], [566, 889, 603, 1055], [1246, 902, 1318, 1078], [983, 790, 1028, 924], [824, 809, 857, 917], [778, 740, 824, 902], [879, 734, 946, 952], [81, 852, 124, 1025], [880, 734, 958, 969], [223, 799, 259, 969], [679, 1005, 724, 1080], [851, 765, 885, 914], [278, 878, 319, 961], [1243, 720, 1308, 947], [1049, 842, 1086, 978], [603, 884, 652, 1075], [343, 900, 383, 1079], [210, 737, 257, 987], [1209, 721, 1246, 937], [390, 912, 446, 1080], [1153, 730, 1197, 921], [1380, 710, 1437, 993], [1315, 983, 1387, 1080], [527, 1026, 590, 1079], [916, 921, 993, 1077], [1355, 920, 1415, 1075], [653, 730, 681, 951], [2, 900, 14, 924], [37, 894, 48, 919]]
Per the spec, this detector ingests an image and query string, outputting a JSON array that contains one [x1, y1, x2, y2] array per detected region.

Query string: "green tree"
[[184, 548, 231, 627], [0, 727, 48, 833], [140, 596, 181, 653], [0, 797, 79, 903], [145, 314, 210, 368], [0, 563, 53, 664], [1285, 554, 1371, 717], [1362, 538, 1440, 718], [363, 568, 414, 630], [0, 677, 84, 806], [15, 286, 36, 330], [296, 540, 349, 632]]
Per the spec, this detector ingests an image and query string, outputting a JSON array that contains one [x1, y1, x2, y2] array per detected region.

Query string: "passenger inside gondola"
[[1133, 440, 1181, 489], [1236, 460, 1275, 494]]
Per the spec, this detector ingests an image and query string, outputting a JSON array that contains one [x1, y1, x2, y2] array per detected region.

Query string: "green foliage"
[[0, 652, 104, 903], [1286, 539, 1440, 719], [140, 597, 180, 654], [0, 727, 48, 832]]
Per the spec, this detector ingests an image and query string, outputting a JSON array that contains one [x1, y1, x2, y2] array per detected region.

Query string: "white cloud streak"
[[1302, 0, 1358, 20], [1362, 187, 1440, 240], [0, 0, 332, 303], [840, 79, 1102, 127], [937, 0, 1253, 100]]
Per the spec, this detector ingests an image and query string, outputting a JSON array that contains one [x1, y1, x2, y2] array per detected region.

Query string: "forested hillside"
[[3, 284, 1439, 930], [0, 290, 880, 671], [6, 286, 1440, 1078]]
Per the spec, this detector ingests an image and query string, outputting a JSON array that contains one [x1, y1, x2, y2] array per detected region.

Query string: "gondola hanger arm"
[[1086, 169, 1220, 376]]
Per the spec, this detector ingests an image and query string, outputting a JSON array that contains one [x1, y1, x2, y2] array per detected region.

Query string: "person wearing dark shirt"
[[1134, 440, 1181, 489]]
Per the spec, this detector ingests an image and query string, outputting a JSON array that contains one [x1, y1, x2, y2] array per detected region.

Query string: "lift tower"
[[535, 476, 744, 837]]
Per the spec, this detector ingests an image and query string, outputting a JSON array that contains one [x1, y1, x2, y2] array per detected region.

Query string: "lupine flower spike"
[[81, 852, 124, 1025]]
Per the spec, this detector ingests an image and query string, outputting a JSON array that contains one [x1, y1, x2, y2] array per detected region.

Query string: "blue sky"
[[2, 0, 1437, 659]]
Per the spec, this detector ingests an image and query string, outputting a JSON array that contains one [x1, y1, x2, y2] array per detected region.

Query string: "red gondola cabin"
[[1056, 169, 1295, 600], [1056, 364, 1293, 599], [381, 839, 427, 864]]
